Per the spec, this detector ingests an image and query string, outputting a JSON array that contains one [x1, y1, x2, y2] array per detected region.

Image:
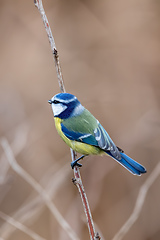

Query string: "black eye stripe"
[[53, 100, 60, 104]]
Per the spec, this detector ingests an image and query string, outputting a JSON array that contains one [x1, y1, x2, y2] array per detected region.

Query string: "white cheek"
[[52, 103, 67, 116]]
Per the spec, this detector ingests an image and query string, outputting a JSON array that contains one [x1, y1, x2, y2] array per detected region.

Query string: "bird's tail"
[[117, 152, 146, 175], [106, 151, 147, 175]]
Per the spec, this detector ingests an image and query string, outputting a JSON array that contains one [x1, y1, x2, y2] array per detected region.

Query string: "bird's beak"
[[48, 99, 52, 104]]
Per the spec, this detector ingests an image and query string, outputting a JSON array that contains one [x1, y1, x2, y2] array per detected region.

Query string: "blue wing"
[[61, 123, 98, 146], [94, 123, 121, 160], [61, 120, 146, 175], [61, 121, 121, 159]]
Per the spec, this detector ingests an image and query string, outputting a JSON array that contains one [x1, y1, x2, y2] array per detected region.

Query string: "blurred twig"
[[1, 138, 79, 240], [0, 211, 46, 240], [0, 162, 70, 239], [34, 0, 101, 239], [112, 162, 160, 240], [0, 123, 29, 208], [0, 123, 29, 185]]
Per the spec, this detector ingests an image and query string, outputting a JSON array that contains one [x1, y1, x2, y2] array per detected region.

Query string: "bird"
[[48, 93, 146, 176]]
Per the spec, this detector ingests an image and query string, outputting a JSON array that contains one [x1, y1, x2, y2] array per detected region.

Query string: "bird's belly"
[[54, 117, 103, 155], [70, 141, 102, 155]]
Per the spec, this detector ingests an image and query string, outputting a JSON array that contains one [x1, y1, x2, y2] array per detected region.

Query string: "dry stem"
[[1, 138, 79, 240], [34, 0, 100, 239], [34, 0, 65, 93], [112, 162, 160, 240], [0, 211, 45, 240], [0, 162, 70, 239]]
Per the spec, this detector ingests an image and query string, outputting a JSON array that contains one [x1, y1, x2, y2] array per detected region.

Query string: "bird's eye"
[[53, 100, 60, 104]]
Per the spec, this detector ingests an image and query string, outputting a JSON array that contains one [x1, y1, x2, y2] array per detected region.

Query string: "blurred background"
[[0, 0, 160, 239]]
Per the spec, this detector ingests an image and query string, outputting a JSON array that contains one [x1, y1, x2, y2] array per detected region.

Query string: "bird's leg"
[[71, 155, 86, 169]]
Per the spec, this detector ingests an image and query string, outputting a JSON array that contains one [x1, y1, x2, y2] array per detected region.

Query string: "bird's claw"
[[71, 161, 82, 169], [70, 155, 85, 169]]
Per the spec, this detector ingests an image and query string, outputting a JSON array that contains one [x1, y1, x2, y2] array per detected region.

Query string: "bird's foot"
[[71, 155, 85, 169]]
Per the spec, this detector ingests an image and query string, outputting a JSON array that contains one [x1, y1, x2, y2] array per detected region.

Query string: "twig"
[[34, 0, 65, 93], [0, 123, 28, 184], [112, 162, 160, 240], [0, 211, 45, 240], [0, 162, 70, 239], [70, 151, 100, 240], [34, 0, 100, 239], [1, 138, 79, 240]]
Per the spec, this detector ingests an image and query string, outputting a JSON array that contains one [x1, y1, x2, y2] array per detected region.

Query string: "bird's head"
[[48, 93, 84, 119]]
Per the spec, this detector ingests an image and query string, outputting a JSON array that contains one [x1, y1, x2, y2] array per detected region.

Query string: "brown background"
[[0, 0, 160, 239]]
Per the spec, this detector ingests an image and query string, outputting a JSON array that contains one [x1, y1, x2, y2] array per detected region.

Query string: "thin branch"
[[34, 0, 65, 93], [1, 138, 79, 240], [0, 123, 29, 185], [0, 162, 70, 239], [112, 162, 160, 240], [34, 0, 101, 239], [70, 150, 100, 240], [0, 211, 46, 240]]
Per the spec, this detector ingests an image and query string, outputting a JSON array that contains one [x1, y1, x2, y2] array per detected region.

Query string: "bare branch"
[[0, 211, 46, 240], [0, 162, 70, 239], [112, 163, 160, 240], [34, 0, 101, 239], [1, 138, 79, 240], [71, 153, 97, 239], [0, 123, 29, 185], [34, 0, 65, 93]]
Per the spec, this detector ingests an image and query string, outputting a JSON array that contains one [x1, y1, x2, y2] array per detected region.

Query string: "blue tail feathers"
[[106, 150, 147, 175], [118, 152, 146, 175]]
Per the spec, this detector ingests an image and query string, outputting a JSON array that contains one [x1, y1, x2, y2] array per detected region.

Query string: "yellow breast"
[[54, 117, 103, 155]]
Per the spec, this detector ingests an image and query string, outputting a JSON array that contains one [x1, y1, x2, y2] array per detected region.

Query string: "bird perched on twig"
[[48, 93, 146, 176]]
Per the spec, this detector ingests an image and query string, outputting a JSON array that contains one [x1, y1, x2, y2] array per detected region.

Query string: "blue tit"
[[48, 93, 146, 176]]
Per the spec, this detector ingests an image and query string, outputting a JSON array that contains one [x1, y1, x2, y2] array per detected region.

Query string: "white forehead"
[[52, 94, 77, 103]]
